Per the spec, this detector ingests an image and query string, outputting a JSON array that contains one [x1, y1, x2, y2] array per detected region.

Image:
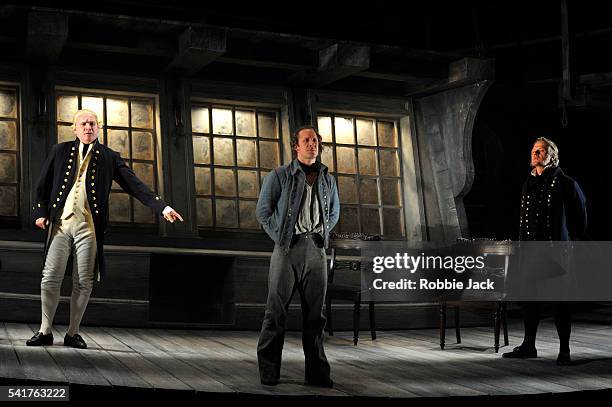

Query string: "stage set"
[[2, 1, 612, 403], [2, 318, 612, 401]]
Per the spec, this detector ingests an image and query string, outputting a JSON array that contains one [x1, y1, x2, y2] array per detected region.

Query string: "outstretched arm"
[[112, 151, 183, 222]]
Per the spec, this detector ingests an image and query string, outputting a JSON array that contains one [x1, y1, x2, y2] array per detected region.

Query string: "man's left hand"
[[162, 206, 184, 223]]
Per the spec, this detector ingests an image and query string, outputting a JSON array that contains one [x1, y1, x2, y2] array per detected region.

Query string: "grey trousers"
[[257, 233, 330, 383], [39, 214, 96, 336]]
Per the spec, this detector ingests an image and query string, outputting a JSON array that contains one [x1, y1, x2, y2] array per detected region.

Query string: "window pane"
[[0, 121, 17, 150], [0, 186, 17, 216], [321, 144, 334, 172], [383, 208, 404, 237], [191, 106, 210, 134], [213, 137, 235, 166], [132, 131, 154, 160], [191, 103, 282, 231], [212, 108, 233, 135], [258, 111, 278, 138], [361, 207, 381, 235], [338, 206, 358, 233], [378, 121, 397, 147], [109, 193, 131, 222], [192, 135, 210, 164], [57, 125, 74, 143], [337, 176, 357, 204], [214, 168, 236, 197], [0, 89, 20, 210], [107, 98, 129, 127], [235, 110, 256, 137], [107, 129, 129, 158], [132, 163, 155, 190], [236, 139, 257, 167], [196, 197, 212, 226], [259, 141, 279, 169], [239, 200, 259, 229], [216, 199, 238, 228], [194, 167, 211, 195], [381, 178, 401, 205], [358, 148, 377, 175], [334, 117, 354, 144], [0, 90, 17, 118], [238, 170, 258, 198], [57, 95, 78, 123], [133, 199, 155, 224], [131, 100, 153, 129], [359, 178, 378, 205], [357, 119, 376, 146], [0, 153, 16, 183], [380, 150, 400, 176], [82, 96, 104, 123], [317, 116, 333, 143], [336, 147, 356, 174]]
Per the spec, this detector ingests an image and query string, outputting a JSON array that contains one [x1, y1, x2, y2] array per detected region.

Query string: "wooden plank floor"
[[1, 320, 612, 399]]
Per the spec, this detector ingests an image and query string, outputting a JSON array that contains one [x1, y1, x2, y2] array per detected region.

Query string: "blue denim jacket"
[[256, 159, 340, 252]]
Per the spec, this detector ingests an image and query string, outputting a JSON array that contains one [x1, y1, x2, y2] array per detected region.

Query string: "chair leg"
[[325, 297, 333, 336], [439, 302, 447, 350], [353, 296, 361, 346], [369, 302, 376, 341], [455, 305, 461, 344], [501, 302, 509, 346], [494, 302, 502, 353]]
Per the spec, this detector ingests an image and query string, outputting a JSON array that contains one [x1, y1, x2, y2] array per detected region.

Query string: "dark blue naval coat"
[[519, 166, 587, 241], [32, 138, 167, 278]]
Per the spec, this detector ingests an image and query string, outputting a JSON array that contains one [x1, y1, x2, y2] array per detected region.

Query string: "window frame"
[[189, 81, 293, 237], [312, 90, 425, 241], [0, 82, 21, 227], [190, 101, 284, 231]]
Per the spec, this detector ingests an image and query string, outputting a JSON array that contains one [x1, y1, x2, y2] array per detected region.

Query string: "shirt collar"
[[291, 158, 328, 175], [530, 163, 556, 177], [75, 138, 97, 160], [80, 142, 89, 159]]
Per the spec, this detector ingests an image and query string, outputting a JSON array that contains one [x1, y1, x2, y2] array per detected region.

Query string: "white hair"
[[535, 137, 559, 167], [71, 109, 103, 130]]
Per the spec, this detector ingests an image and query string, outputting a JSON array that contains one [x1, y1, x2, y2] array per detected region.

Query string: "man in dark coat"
[[26, 109, 183, 349], [503, 137, 587, 365]]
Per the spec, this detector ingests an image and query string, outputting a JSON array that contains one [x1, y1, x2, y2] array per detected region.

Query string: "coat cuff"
[[32, 202, 49, 222], [151, 195, 168, 215]]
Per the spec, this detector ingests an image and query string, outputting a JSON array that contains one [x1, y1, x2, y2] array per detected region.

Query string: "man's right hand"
[[35, 217, 48, 230]]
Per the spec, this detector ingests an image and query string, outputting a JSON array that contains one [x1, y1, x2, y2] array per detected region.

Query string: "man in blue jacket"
[[256, 125, 340, 387]]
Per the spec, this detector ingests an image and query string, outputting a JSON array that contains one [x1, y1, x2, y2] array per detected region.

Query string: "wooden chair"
[[325, 247, 376, 345], [439, 301, 509, 352], [439, 239, 511, 352]]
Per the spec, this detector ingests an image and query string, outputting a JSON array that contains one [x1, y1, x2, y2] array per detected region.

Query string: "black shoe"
[[502, 345, 537, 359], [557, 351, 571, 366], [305, 377, 334, 388], [260, 377, 279, 386], [26, 332, 53, 346], [64, 333, 87, 349]]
